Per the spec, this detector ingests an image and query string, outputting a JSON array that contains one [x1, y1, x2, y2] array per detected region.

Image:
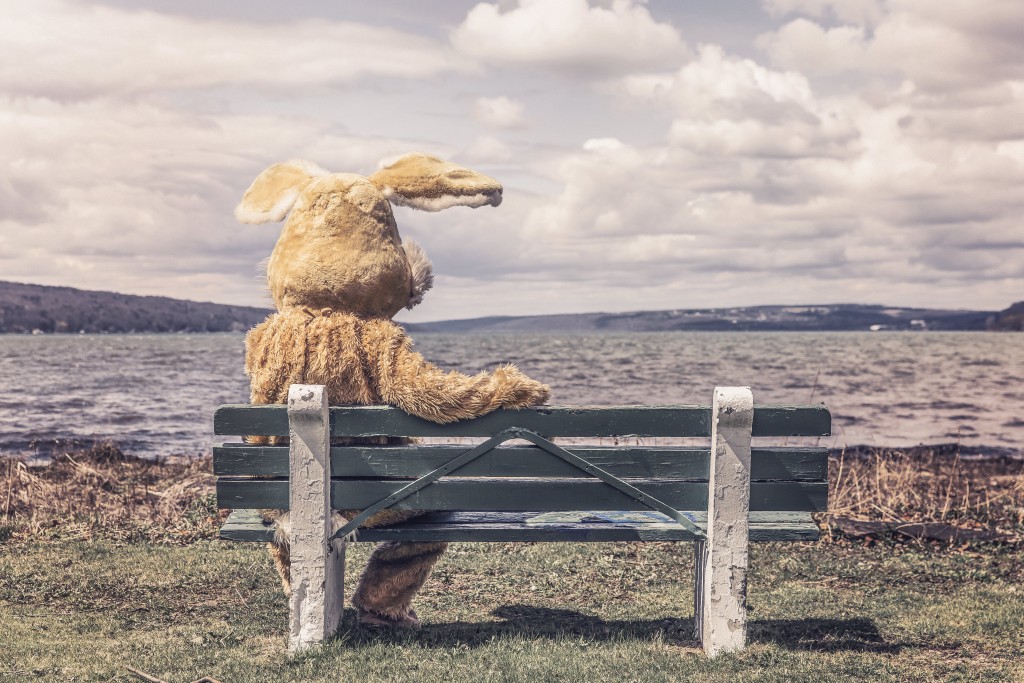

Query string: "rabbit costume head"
[[235, 153, 502, 318]]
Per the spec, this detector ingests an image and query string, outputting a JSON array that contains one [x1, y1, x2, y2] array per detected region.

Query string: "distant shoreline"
[[401, 303, 1022, 334], [2, 280, 1021, 334]]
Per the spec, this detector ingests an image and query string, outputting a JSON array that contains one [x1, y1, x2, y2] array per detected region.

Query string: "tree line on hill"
[[988, 301, 1024, 331], [0, 280, 270, 334], [406, 303, 1024, 333], [1, 279, 1019, 334]]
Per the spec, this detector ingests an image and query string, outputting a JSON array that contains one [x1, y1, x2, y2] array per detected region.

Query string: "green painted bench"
[[214, 384, 830, 655]]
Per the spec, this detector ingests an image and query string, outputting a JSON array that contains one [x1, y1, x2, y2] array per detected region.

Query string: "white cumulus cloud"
[[513, 13, 1024, 313], [451, 0, 688, 76], [755, 19, 869, 75], [762, 0, 884, 25], [758, 0, 1024, 93], [621, 45, 859, 158], [473, 96, 527, 129], [0, 0, 460, 98]]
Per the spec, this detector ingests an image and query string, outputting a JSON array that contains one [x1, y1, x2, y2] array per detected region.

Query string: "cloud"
[[622, 45, 818, 118], [762, 0, 884, 25], [0, 94, 446, 305], [0, 0, 460, 98], [451, 0, 688, 76], [500, 19, 1024, 314], [758, 1, 1024, 93], [460, 135, 513, 163], [508, 133, 1023, 313], [621, 45, 859, 158], [473, 96, 527, 129], [755, 19, 869, 76]]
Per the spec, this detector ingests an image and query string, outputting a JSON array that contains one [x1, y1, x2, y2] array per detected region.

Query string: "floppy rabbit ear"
[[368, 153, 502, 212], [235, 159, 329, 224]]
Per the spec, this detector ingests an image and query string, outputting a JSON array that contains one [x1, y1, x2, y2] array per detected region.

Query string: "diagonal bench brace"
[[333, 428, 704, 540]]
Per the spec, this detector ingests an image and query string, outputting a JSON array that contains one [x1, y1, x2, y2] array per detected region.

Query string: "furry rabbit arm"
[[366, 323, 551, 424]]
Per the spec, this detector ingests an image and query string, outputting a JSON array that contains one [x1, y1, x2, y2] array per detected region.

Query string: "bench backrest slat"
[[213, 404, 831, 439], [214, 444, 828, 481], [216, 478, 827, 513], [214, 402, 830, 517]]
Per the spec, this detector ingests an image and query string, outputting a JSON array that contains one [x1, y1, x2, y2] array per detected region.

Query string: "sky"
[[1, 0, 1022, 322]]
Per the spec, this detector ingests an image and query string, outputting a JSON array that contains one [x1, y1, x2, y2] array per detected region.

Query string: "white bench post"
[[696, 386, 754, 657], [287, 384, 344, 653]]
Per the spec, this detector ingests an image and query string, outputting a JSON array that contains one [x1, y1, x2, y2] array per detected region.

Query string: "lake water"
[[0, 332, 1021, 458]]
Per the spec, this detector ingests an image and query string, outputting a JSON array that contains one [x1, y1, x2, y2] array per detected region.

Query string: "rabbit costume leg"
[[352, 541, 449, 626], [264, 511, 446, 627]]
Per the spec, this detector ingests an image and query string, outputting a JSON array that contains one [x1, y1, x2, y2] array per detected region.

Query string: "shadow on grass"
[[338, 604, 694, 648], [339, 605, 916, 654], [749, 617, 901, 653]]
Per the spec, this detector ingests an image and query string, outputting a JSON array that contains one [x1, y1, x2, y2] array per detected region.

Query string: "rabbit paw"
[[495, 365, 551, 408]]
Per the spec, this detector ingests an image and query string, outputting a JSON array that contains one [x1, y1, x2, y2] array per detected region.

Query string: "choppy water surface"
[[0, 332, 1020, 458]]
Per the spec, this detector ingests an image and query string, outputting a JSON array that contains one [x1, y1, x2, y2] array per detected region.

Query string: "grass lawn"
[[3, 446, 1022, 681], [2, 537, 1022, 682]]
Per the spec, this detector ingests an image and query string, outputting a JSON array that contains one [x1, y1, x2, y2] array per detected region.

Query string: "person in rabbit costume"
[[236, 153, 550, 627]]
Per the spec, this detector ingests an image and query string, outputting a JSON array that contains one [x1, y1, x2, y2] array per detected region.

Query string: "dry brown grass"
[[0, 443, 221, 544], [2, 443, 1022, 545], [827, 446, 1024, 540]]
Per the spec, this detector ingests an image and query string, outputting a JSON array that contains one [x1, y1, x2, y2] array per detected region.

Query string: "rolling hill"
[[0, 281, 270, 333], [1, 280, 1017, 334]]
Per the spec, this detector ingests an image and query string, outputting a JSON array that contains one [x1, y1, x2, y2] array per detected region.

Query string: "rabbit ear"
[[235, 159, 329, 224], [368, 153, 502, 212], [403, 239, 434, 309]]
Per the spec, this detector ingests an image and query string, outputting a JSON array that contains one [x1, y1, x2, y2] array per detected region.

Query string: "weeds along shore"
[[1, 443, 220, 544], [1, 443, 1021, 546]]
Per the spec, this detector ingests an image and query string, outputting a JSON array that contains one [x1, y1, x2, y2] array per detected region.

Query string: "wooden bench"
[[214, 384, 830, 656]]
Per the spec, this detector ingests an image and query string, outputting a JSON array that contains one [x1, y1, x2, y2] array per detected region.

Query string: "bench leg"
[[693, 540, 707, 641], [287, 384, 344, 654], [697, 386, 753, 657]]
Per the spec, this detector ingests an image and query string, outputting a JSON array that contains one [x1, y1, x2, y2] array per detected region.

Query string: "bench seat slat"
[[219, 509, 820, 543], [214, 444, 828, 481], [216, 478, 827, 513], [393, 511, 818, 525], [355, 521, 820, 542], [214, 404, 830, 439]]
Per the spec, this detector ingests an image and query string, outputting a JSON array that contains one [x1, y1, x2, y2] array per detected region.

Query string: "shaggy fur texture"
[[370, 153, 502, 211], [246, 310, 548, 422], [247, 311, 549, 619], [351, 541, 448, 624], [237, 154, 549, 625], [234, 159, 328, 224], [402, 239, 434, 310]]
